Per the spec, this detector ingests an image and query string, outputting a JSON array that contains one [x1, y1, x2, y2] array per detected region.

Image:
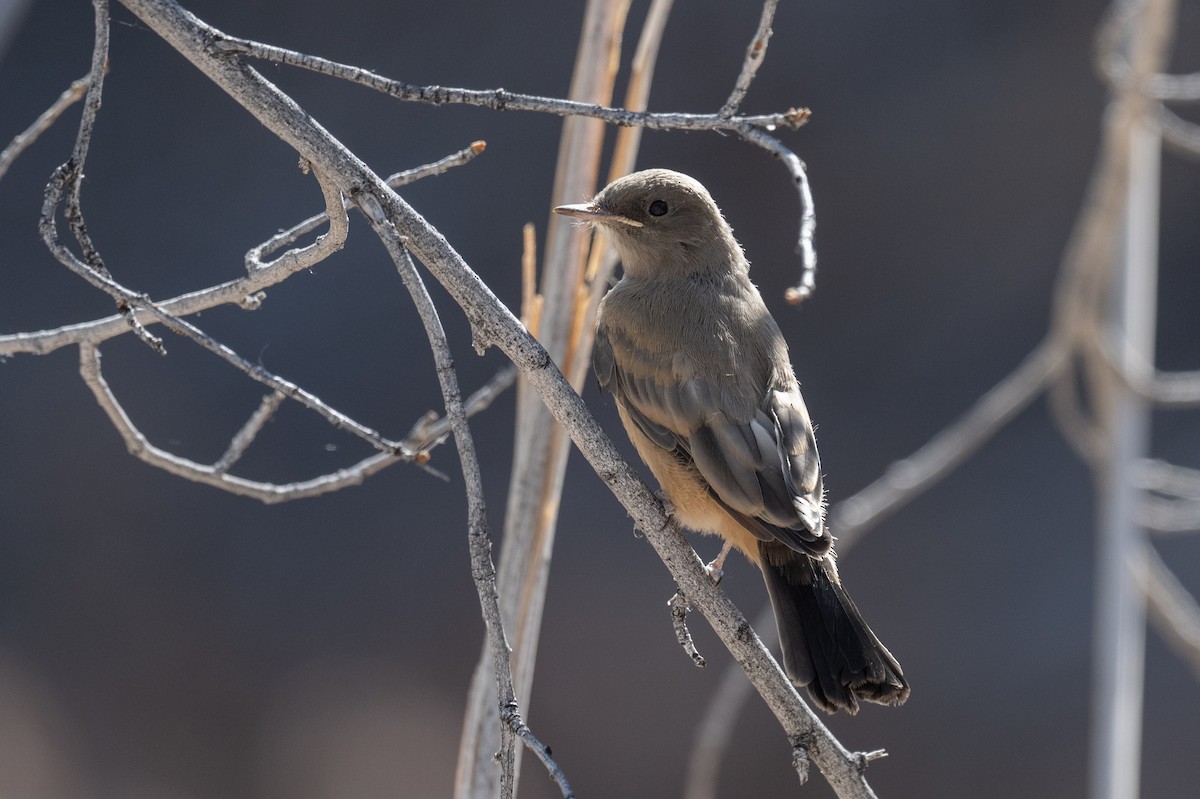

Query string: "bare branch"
[[0, 77, 89, 182], [833, 338, 1068, 547], [1, 142, 483, 357], [1159, 103, 1200, 158], [462, 3, 637, 794], [720, 0, 778, 118], [1136, 459, 1200, 533], [1139, 545, 1200, 680], [210, 33, 810, 133], [361, 195, 574, 798], [247, 142, 483, 271], [1144, 71, 1200, 101], [213, 390, 286, 475], [737, 126, 818, 303], [79, 342, 386, 501], [1098, 334, 1200, 408], [54, 0, 166, 351], [246, 163, 349, 272]]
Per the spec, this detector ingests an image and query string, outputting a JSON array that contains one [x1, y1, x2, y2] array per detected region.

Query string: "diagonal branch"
[[0, 76, 89, 182], [1139, 544, 1200, 680], [833, 337, 1069, 547]]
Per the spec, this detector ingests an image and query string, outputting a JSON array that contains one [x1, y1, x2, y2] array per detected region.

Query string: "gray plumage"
[[556, 169, 909, 714]]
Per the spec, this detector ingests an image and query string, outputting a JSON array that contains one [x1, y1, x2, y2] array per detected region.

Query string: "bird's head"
[[553, 169, 743, 278]]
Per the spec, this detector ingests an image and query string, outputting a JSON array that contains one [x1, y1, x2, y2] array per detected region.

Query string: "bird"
[[553, 168, 909, 714]]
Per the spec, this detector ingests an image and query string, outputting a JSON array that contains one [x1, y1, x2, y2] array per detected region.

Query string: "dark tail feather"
[[759, 541, 910, 714]]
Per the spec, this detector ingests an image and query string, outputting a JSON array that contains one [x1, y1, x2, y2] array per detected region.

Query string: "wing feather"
[[595, 323, 830, 557]]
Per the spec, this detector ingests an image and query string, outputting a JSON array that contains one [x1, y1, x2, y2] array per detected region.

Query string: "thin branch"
[[1144, 71, 1200, 101], [246, 162, 349, 272], [79, 342, 388, 501], [1136, 459, 1200, 533], [1, 142, 484, 357], [210, 33, 810, 133], [246, 142, 484, 272], [833, 337, 1068, 547], [738, 126, 818, 303], [406, 365, 518, 455], [720, 0, 778, 118], [1098, 333, 1200, 408], [1139, 544, 1200, 680], [1135, 458, 1200, 534], [1135, 458, 1200, 498], [57, 0, 164, 351], [208, 11, 822, 305], [0, 77, 89, 182], [361, 196, 574, 798], [1158, 103, 1200, 158], [213, 390, 285, 475], [463, 4, 637, 795]]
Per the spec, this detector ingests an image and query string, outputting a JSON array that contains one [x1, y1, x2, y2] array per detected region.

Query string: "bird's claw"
[[705, 541, 733, 585]]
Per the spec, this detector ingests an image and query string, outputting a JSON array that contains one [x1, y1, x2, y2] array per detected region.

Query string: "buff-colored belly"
[[617, 404, 764, 565]]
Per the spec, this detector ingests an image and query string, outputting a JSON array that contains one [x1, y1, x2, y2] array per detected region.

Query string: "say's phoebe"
[[554, 169, 909, 714]]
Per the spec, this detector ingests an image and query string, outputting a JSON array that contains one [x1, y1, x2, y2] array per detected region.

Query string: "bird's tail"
[[758, 541, 910, 714]]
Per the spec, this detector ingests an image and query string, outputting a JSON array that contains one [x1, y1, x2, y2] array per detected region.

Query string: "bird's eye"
[[647, 199, 669, 217]]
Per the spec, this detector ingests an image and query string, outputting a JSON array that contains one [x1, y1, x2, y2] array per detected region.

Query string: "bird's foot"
[[654, 490, 676, 529], [705, 541, 734, 585]]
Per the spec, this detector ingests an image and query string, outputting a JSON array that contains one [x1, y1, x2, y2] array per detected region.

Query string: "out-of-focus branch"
[[739, 126, 818, 303], [833, 338, 1069, 547], [210, 33, 809, 133], [1136, 459, 1200, 534], [1139, 544, 1200, 680]]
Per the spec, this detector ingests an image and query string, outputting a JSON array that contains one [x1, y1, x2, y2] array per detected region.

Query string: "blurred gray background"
[[2, 0, 1199, 796]]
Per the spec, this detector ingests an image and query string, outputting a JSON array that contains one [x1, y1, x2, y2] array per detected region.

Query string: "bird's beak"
[[552, 203, 643, 228]]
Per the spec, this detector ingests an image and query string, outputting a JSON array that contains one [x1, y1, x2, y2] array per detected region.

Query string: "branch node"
[[792, 742, 811, 784], [668, 589, 706, 668], [856, 748, 889, 773]]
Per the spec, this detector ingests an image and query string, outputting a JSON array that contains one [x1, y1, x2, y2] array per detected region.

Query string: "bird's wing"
[[594, 327, 830, 557]]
